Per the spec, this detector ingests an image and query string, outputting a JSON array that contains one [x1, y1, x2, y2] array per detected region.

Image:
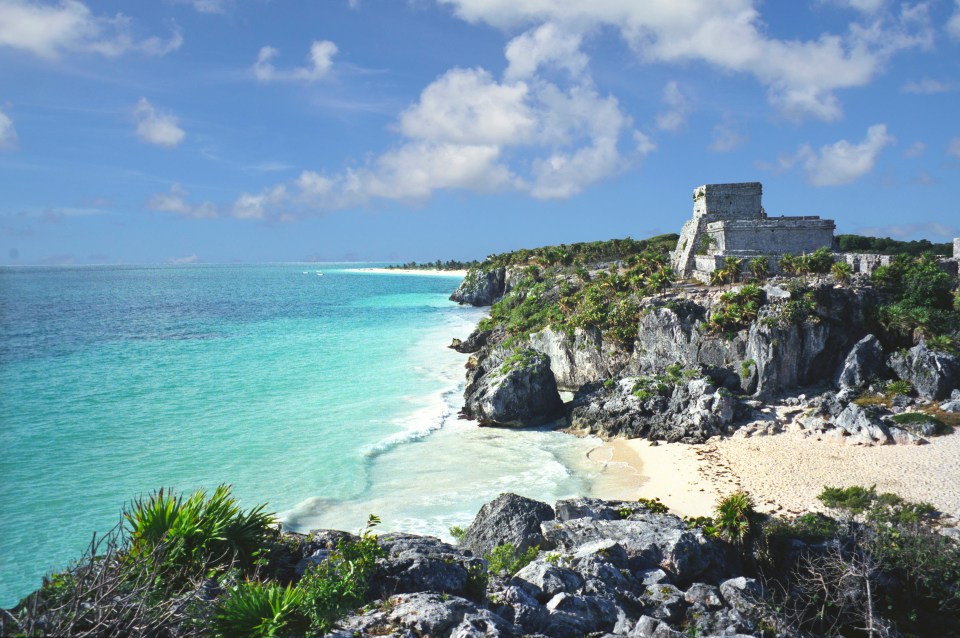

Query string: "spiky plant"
[[210, 581, 305, 638], [714, 491, 756, 546]]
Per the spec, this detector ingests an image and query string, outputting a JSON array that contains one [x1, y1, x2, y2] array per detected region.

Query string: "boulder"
[[541, 511, 726, 587], [334, 592, 521, 638], [568, 376, 737, 443], [450, 267, 506, 306], [450, 330, 489, 354], [371, 533, 483, 599], [462, 348, 564, 427], [461, 493, 555, 558], [511, 561, 584, 603], [836, 334, 884, 390], [832, 403, 892, 445], [719, 577, 763, 614], [889, 342, 960, 400]]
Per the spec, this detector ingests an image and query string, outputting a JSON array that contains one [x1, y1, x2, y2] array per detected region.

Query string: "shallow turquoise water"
[[0, 264, 605, 606]]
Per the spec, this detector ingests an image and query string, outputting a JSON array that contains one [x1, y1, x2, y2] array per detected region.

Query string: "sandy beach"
[[346, 267, 467, 277], [589, 430, 960, 519]]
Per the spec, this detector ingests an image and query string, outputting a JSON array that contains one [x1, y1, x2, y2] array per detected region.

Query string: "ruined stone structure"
[[672, 182, 836, 281], [955, 237, 960, 259]]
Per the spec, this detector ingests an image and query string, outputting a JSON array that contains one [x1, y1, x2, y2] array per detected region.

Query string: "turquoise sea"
[[0, 264, 609, 607]]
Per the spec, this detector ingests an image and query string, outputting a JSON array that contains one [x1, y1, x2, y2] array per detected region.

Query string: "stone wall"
[[692, 182, 762, 220], [707, 217, 835, 255], [954, 237, 960, 259]]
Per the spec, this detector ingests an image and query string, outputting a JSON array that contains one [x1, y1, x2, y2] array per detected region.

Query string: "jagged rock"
[[683, 583, 723, 608], [631, 615, 685, 637], [543, 592, 621, 638], [294, 529, 358, 576], [941, 399, 960, 413], [641, 583, 687, 623], [887, 426, 926, 445], [568, 376, 737, 443], [512, 561, 584, 603], [528, 327, 632, 391], [837, 334, 885, 390], [461, 493, 555, 559], [462, 348, 564, 427], [889, 342, 960, 400], [832, 403, 892, 445], [372, 534, 483, 599], [335, 592, 521, 638], [554, 497, 626, 522], [719, 577, 763, 614], [541, 511, 726, 587], [450, 267, 506, 306], [450, 330, 489, 354]]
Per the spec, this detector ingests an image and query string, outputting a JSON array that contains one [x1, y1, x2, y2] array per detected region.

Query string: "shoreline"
[[588, 430, 960, 519], [345, 267, 467, 277]]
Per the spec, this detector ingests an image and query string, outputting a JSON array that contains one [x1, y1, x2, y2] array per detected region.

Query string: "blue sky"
[[1, 0, 959, 265]]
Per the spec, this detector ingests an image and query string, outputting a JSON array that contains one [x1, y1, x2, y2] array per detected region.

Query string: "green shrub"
[[449, 525, 467, 544], [884, 379, 914, 397], [210, 581, 305, 638], [890, 412, 950, 435], [831, 260, 853, 284], [485, 543, 538, 575], [714, 491, 756, 546], [298, 515, 384, 634], [817, 485, 877, 515], [636, 497, 669, 514], [749, 256, 770, 280], [124, 484, 275, 573]]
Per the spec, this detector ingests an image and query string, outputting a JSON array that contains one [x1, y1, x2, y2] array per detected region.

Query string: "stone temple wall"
[[693, 182, 762, 220], [707, 218, 836, 255], [954, 238, 960, 259]]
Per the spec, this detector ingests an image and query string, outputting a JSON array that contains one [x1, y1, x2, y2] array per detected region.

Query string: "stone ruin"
[[672, 182, 836, 282]]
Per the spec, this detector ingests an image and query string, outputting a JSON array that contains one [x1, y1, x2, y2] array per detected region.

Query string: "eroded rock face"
[[371, 534, 485, 600], [889, 342, 960, 400], [461, 349, 564, 427], [837, 334, 885, 391], [450, 267, 506, 306], [567, 376, 736, 443], [461, 493, 555, 559]]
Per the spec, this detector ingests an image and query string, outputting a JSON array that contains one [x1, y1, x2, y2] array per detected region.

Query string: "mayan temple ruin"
[[671, 182, 836, 282]]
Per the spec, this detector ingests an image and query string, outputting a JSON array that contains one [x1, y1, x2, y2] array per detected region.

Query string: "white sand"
[[345, 268, 467, 277], [589, 431, 960, 519]]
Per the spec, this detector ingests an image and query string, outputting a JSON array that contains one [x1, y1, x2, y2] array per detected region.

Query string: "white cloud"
[[168, 254, 199, 264], [709, 121, 746, 152], [133, 98, 185, 147], [633, 130, 656, 155], [901, 78, 954, 94], [504, 22, 588, 81], [655, 81, 691, 132], [232, 185, 287, 219], [822, 0, 886, 14], [0, 0, 182, 59], [398, 68, 535, 145], [148, 184, 217, 218], [903, 141, 926, 158], [798, 123, 894, 186], [172, 0, 230, 14], [0, 107, 17, 150], [948, 138, 960, 157], [253, 40, 338, 83], [948, 0, 960, 38], [435, 0, 932, 121]]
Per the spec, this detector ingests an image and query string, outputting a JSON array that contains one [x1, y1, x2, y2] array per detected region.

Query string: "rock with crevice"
[[460, 493, 555, 559]]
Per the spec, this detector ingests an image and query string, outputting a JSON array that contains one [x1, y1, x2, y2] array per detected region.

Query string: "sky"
[[1, 0, 959, 265]]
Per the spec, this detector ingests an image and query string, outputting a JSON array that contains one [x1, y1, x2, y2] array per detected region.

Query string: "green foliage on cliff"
[[476, 237, 679, 348], [874, 253, 960, 343], [8, 488, 384, 638], [478, 234, 679, 270], [836, 233, 953, 256], [707, 284, 765, 335]]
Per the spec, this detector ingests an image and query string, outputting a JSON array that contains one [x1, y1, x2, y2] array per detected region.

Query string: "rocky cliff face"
[[328, 494, 786, 638]]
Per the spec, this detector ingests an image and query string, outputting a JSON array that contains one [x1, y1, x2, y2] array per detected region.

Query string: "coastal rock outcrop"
[[327, 494, 779, 638], [460, 493, 555, 558], [450, 267, 507, 306], [889, 341, 960, 400], [567, 376, 737, 443], [836, 334, 885, 390], [461, 348, 564, 427]]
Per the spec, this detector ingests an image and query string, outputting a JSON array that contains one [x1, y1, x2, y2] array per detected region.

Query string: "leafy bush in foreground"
[[485, 543, 538, 576]]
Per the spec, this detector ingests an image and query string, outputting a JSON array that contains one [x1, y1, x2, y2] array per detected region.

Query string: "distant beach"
[[589, 432, 960, 519], [346, 268, 468, 277]]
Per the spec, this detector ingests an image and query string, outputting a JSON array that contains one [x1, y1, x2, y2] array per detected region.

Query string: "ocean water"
[[0, 264, 610, 607]]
